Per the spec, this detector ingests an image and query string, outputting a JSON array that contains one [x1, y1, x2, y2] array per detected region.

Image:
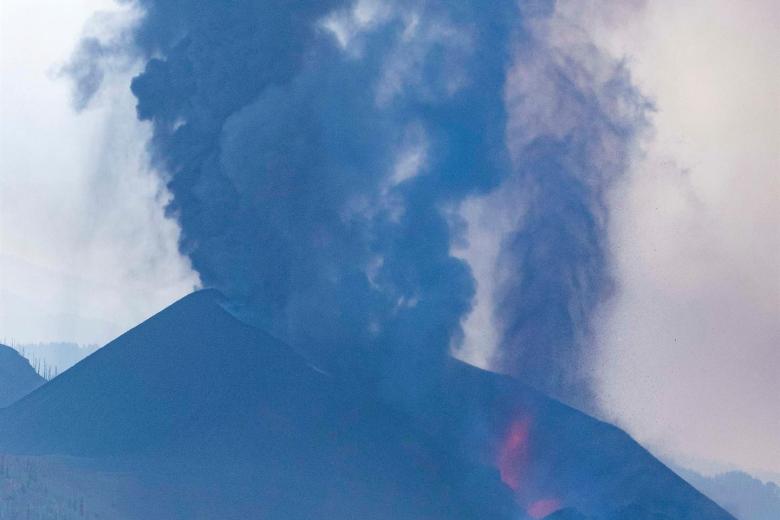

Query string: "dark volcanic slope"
[[0, 290, 514, 520], [427, 359, 733, 520], [0, 290, 733, 520], [0, 290, 324, 455], [0, 344, 44, 408]]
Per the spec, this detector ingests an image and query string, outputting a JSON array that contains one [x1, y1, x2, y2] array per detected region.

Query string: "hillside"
[[0, 290, 734, 519], [678, 469, 780, 520], [0, 343, 44, 407], [0, 290, 515, 519]]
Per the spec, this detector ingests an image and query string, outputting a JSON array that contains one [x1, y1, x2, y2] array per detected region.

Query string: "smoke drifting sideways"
[[72, 0, 647, 410]]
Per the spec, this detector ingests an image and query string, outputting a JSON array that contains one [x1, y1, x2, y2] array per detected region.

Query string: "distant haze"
[[11, 342, 99, 376], [583, 0, 780, 478], [0, 0, 199, 345]]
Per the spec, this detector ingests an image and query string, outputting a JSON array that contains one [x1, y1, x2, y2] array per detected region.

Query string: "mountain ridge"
[[0, 343, 44, 408], [0, 290, 734, 519]]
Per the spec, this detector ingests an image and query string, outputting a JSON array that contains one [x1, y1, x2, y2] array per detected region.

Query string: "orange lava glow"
[[497, 418, 530, 491], [496, 417, 563, 518], [527, 498, 562, 519]]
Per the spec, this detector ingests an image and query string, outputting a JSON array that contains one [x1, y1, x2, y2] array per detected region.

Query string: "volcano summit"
[[0, 291, 732, 519]]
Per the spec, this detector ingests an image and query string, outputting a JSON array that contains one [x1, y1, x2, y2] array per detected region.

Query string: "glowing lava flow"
[[527, 498, 562, 519], [497, 417, 562, 519], [497, 418, 530, 491]]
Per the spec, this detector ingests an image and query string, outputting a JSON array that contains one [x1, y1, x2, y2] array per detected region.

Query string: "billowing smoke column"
[[125, 0, 519, 408], [493, 8, 649, 407], [75, 0, 646, 408]]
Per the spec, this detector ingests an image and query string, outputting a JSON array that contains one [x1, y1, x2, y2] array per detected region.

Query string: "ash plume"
[[72, 0, 647, 409], [492, 7, 650, 407]]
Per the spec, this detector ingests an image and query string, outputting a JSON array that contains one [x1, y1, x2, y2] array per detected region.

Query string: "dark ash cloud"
[[71, 0, 647, 410]]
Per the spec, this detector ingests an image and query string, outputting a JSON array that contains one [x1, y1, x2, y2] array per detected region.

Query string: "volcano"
[[0, 343, 44, 408], [0, 291, 733, 519]]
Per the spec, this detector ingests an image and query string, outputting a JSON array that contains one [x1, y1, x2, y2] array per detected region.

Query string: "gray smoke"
[[72, 0, 647, 409]]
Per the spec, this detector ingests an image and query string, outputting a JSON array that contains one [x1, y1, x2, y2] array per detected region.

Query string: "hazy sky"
[[0, 0, 777, 479], [585, 0, 780, 479], [0, 0, 198, 345]]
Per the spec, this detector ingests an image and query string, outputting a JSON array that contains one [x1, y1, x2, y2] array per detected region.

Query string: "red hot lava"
[[528, 498, 562, 519], [497, 418, 530, 491], [496, 416, 562, 519]]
